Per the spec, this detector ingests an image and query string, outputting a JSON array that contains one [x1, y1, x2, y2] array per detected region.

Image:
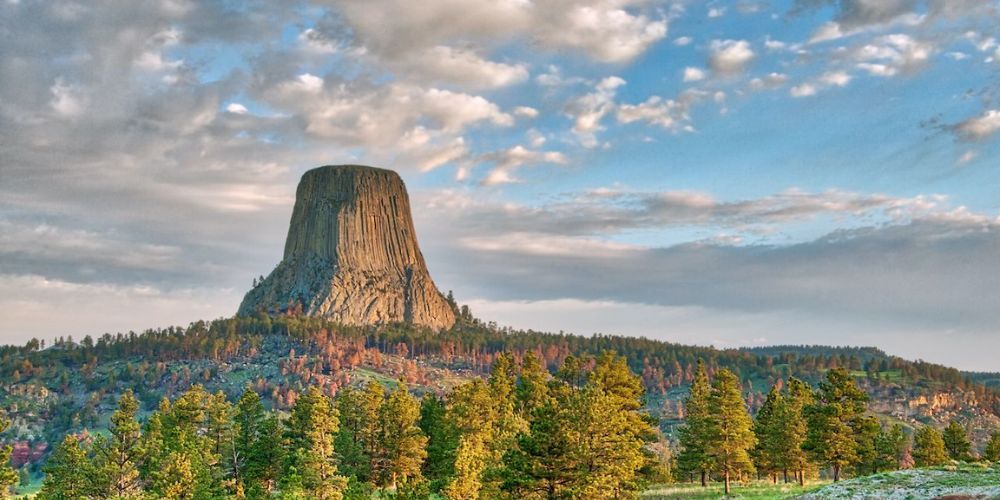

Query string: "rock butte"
[[238, 165, 456, 331]]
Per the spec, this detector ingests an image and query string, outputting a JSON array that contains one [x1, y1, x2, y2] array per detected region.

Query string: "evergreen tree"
[[418, 394, 457, 486], [872, 424, 906, 473], [706, 368, 757, 495], [376, 383, 428, 489], [852, 416, 881, 476], [803, 368, 867, 481], [775, 377, 812, 485], [983, 429, 1000, 461], [676, 359, 713, 486], [38, 435, 93, 499], [0, 414, 20, 497], [752, 386, 782, 482], [912, 426, 948, 467], [443, 434, 488, 500], [942, 420, 973, 461], [359, 383, 387, 480], [92, 390, 143, 497], [142, 387, 224, 499], [499, 405, 573, 499], [488, 353, 526, 461], [572, 351, 650, 497], [285, 387, 347, 499], [516, 350, 550, 417], [334, 386, 374, 482], [233, 388, 279, 495]]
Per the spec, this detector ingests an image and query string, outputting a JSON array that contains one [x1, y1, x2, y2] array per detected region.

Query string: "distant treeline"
[[3, 313, 997, 410]]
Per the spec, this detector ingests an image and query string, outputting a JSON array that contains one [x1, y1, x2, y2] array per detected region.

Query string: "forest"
[[7, 353, 1000, 498], [1, 311, 1000, 497]]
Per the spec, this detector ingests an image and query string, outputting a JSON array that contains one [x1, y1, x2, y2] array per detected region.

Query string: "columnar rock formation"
[[238, 165, 456, 330]]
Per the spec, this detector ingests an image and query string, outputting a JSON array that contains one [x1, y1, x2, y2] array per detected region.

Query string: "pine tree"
[[676, 359, 713, 486], [38, 435, 93, 499], [776, 377, 812, 485], [912, 426, 948, 467], [359, 382, 387, 479], [334, 386, 374, 482], [418, 393, 457, 485], [0, 414, 20, 497], [441, 380, 496, 498], [444, 434, 488, 500], [143, 387, 225, 499], [92, 390, 143, 497], [488, 353, 526, 460], [572, 351, 650, 497], [852, 416, 881, 475], [376, 383, 427, 489], [752, 385, 782, 482], [286, 386, 347, 499], [516, 350, 550, 418], [233, 388, 278, 495], [499, 404, 574, 499], [803, 368, 867, 481], [706, 368, 757, 495], [942, 420, 973, 461], [873, 423, 906, 473], [983, 429, 1000, 461]]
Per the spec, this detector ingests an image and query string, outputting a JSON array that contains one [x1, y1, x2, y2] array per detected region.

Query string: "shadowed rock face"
[[238, 165, 456, 330]]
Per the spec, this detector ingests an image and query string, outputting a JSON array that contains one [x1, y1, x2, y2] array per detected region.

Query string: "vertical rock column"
[[238, 165, 456, 331]]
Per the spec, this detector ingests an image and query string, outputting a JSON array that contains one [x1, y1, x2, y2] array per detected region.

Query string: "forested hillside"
[[1, 311, 998, 495]]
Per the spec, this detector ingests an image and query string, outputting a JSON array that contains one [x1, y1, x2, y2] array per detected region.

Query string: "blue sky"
[[1, 0, 1000, 370]]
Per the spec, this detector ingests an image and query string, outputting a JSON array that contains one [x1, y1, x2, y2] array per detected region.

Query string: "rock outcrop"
[[238, 165, 456, 330]]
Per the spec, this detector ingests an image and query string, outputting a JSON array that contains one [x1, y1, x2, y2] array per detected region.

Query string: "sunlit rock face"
[[238, 165, 456, 331]]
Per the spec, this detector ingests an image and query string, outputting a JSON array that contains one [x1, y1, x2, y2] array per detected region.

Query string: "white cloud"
[[298, 28, 339, 54], [958, 150, 977, 164], [541, 3, 668, 62], [852, 33, 934, 76], [708, 7, 726, 18], [683, 67, 706, 82], [480, 145, 568, 185], [764, 37, 788, 51], [674, 36, 693, 46], [334, 0, 668, 89], [709, 39, 755, 76], [226, 103, 249, 114], [790, 71, 852, 98], [566, 76, 626, 148], [810, 22, 845, 44], [857, 63, 898, 76], [749, 72, 788, 91], [790, 83, 817, 97], [616, 90, 708, 132], [955, 109, 1000, 140], [514, 106, 539, 119], [49, 78, 87, 117], [398, 45, 530, 89], [819, 70, 853, 87]]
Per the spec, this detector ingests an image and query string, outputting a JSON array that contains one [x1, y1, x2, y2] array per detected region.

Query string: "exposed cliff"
[[238, 165, 456, 330]]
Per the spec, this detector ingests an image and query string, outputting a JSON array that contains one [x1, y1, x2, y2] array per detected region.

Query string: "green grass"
[[642, 480, 826, 499]]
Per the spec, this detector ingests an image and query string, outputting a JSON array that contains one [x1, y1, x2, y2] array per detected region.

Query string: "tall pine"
[[676, 359, 713, 486], [942, 420, 973, 461], [803, 368, 867, 481], [912, 426, 948, 467], [38, 435, 93, 499], [706, 369, 756, 495]]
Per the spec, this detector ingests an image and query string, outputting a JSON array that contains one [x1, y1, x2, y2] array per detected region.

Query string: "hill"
[[2, 311, 998, 489]]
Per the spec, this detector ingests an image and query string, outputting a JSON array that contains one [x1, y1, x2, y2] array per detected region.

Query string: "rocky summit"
[[238, 165, 456, 330]]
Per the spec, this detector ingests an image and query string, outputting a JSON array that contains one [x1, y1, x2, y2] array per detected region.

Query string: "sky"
[[1, 0, 1000, 371]]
